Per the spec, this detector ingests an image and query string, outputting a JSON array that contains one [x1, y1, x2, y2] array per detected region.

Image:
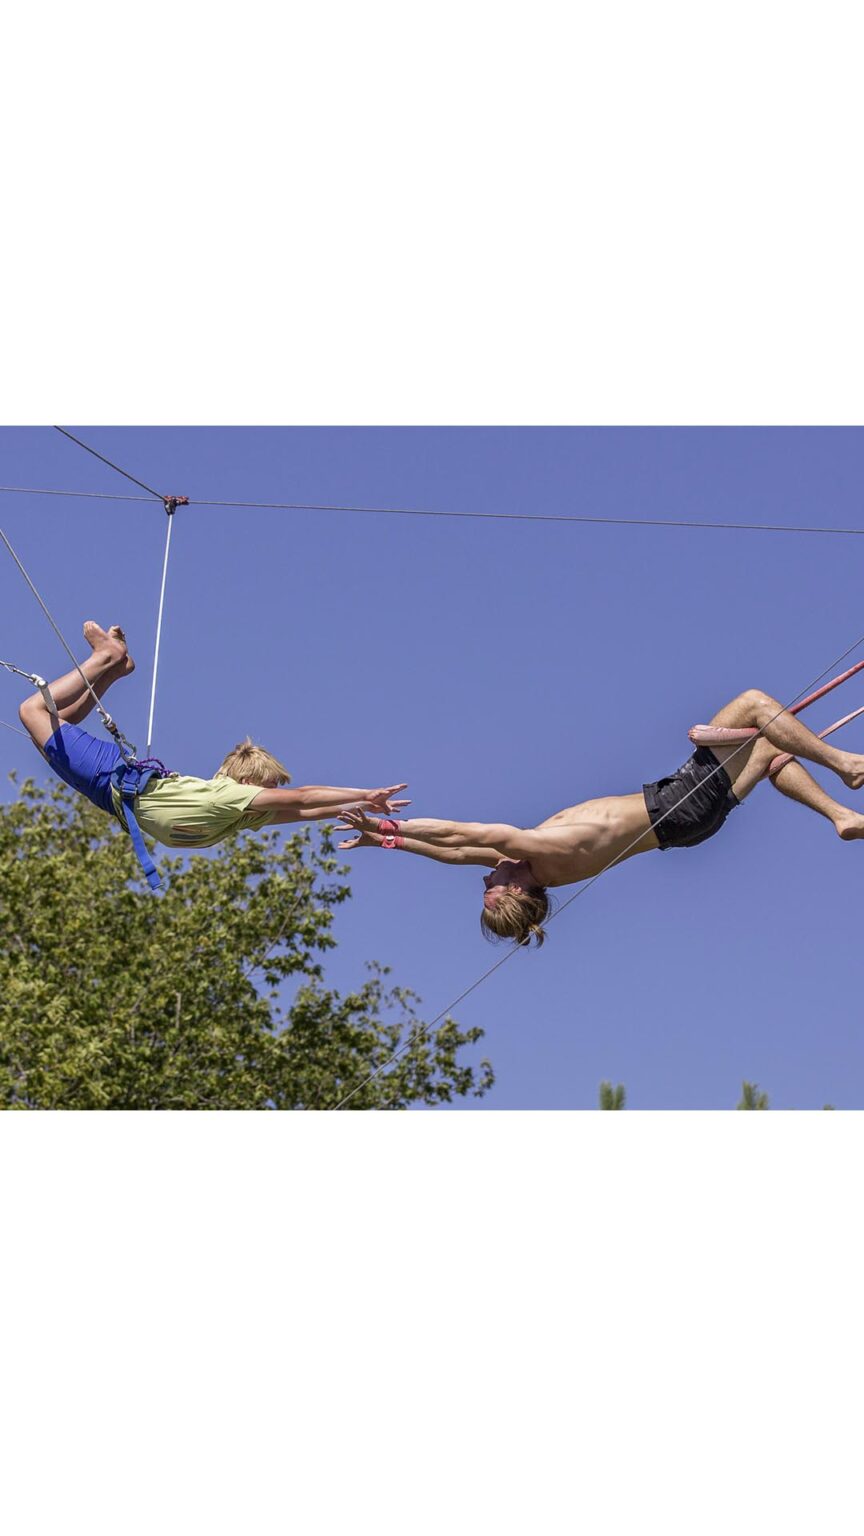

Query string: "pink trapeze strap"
[[689, 658, 864, 749], [689, 723, 757, 745], [689, 703, 864, 776]]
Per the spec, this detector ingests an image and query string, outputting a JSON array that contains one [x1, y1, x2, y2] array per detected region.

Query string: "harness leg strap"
[[118, 795, 162, 891], [110, 761, 167, 893]]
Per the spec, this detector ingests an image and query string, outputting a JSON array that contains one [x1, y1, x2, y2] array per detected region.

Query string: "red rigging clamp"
[[163, 495, 190, 516]]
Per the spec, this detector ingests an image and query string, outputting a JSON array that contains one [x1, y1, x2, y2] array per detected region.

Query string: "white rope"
[[145, 510, 175, 756]]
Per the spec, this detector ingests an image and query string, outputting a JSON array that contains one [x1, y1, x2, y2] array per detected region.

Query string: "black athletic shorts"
[[642, 746, 739, 850]]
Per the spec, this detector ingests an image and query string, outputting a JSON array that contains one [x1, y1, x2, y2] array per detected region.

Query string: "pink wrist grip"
[[378, 817, 404, 848]]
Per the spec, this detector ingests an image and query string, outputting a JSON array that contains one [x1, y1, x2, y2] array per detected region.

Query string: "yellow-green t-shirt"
[[113, 774, 280, 849]]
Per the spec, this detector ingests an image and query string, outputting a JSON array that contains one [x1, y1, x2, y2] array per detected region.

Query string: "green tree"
[[599, 1081, 626, 1110], [737, 1081, 769, 1110], [0, 776, 493, 1110]]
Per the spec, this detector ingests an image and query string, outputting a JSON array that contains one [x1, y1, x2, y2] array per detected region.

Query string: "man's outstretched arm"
[[404, 816, 529, 853], [336, 808, 550, 859], [337, 824, 501, 867]]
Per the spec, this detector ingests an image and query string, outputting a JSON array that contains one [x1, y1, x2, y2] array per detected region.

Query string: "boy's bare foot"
[[835, 810, 864, 840], [82, 621, 135, 675]]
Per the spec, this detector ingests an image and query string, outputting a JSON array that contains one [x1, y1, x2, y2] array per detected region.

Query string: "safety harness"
[[109, 756, 172, 892], [2, 658, 172, 892]]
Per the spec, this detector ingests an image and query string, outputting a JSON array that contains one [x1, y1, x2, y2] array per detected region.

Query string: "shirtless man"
[[336, 687, 864, 946]]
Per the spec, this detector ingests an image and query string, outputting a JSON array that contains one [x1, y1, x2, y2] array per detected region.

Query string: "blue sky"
[[2, 426, 864, 1109]]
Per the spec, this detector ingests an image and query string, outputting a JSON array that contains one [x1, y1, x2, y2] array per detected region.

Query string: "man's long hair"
[[480, 886, 550, 947]]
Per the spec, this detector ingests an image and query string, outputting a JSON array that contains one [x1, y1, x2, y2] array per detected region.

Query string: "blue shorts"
[[42, 723, 123, 815]]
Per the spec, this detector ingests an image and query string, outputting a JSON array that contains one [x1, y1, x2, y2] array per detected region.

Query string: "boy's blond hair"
[[215, 737, 291, 787], [480, 886, 549, 948]]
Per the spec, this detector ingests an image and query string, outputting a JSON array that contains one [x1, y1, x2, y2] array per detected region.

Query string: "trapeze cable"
[[331, 628, 864, 1109], [51, 430, 188, 756], [5, 482, 864, 538], [0, 659, 57, 715], [177, 500, 864, 537], [52, 427, 165, 502], [0, 486, 155, 504], [0, 658, 37, 735], [0, 525, 137, 761]]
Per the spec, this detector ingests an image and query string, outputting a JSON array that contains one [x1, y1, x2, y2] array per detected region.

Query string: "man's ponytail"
[[480, 887, 550, 947]]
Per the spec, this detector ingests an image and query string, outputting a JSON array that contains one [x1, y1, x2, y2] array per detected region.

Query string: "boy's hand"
[[363, 784, 411, 813]]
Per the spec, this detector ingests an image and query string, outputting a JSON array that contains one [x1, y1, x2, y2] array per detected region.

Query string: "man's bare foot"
[[82, 621, 135, 675], [835, 810, 864, 840], [834, 750, 864, 791]]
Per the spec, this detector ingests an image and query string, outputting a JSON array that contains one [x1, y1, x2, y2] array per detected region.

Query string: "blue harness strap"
[[110, 757, 170, 892]]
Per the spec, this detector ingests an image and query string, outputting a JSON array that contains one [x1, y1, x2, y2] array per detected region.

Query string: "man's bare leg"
[[705, 688, 864, 791], [770, 757, 864, 841], [18, 623, 134, 749]]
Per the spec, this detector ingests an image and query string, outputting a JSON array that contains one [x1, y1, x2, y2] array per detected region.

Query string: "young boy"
[[18, 621, 408, 884]]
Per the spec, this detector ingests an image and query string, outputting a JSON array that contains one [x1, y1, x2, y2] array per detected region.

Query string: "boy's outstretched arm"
[[248, 784, 409, 824]]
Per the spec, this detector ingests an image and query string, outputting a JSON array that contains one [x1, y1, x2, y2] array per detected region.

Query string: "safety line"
[[240, 891, 306, 984], [3, 483, 864, 538], [0, 718, 29, 738], [146, 512, 174, 756], [328, 946, 519, 1111], [330, 626, 864, 1109], [52, 427, 165, 501]]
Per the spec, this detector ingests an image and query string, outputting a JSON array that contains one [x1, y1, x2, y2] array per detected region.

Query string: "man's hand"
[[337, 830, 377, 850], [362, 784, 411, 813], [335, 806, 380, 838]]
